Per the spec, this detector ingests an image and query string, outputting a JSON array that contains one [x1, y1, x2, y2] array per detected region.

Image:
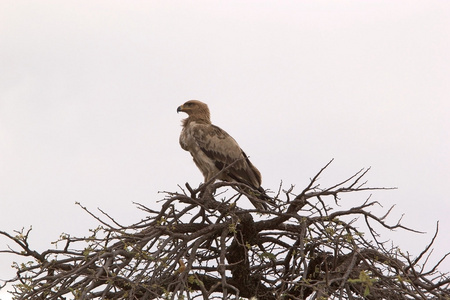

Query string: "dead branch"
[[1, 162, 448, 299]]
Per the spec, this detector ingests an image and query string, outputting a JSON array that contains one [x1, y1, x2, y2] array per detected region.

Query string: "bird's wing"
[[190, 123, 261, 188]]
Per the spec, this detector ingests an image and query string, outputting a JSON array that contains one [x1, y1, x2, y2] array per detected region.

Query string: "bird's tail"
[[246, 186, 273, 211]]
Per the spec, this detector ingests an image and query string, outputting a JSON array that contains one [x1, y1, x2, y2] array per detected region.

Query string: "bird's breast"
[[179, 127, 198, 152]]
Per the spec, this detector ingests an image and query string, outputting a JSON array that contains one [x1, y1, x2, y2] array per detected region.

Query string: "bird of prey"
[[177, 100, 268, 209]]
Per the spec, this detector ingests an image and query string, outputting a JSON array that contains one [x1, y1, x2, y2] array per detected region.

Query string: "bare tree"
[[1, 160, 449, 299]]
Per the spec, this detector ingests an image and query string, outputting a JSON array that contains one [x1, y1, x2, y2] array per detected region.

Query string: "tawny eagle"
[[177, 100, 268, 209]]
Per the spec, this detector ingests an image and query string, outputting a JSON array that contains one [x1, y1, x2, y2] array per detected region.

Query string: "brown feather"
[[177, 100, 262, 190]]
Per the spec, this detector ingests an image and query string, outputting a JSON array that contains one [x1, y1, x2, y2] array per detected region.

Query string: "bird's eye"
[[185, 103, 193, 107]]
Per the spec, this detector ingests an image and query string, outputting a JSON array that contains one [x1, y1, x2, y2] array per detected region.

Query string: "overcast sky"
[[1, 1, 449, 298]]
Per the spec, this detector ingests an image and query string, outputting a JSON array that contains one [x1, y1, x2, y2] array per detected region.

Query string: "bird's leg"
[[200, 183, 215, 201]]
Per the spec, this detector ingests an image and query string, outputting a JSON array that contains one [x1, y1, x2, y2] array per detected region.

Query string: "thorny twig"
[[1, 161, 448, 300]]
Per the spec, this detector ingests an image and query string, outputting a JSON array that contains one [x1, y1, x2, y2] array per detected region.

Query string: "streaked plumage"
[[177, 100, 267, 209]]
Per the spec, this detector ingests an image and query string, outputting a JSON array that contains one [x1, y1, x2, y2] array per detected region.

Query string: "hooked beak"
[[177, 105, 183, 113]]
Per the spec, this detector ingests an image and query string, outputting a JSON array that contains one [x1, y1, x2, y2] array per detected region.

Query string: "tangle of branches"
[[1, 161, 449, 299]]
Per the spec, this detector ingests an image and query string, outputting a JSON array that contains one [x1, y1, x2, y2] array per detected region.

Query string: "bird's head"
[[177, 100, 211, 123]]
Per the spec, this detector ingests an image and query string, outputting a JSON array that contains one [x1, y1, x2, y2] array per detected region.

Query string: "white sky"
[[1, 1, 449, 298]]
